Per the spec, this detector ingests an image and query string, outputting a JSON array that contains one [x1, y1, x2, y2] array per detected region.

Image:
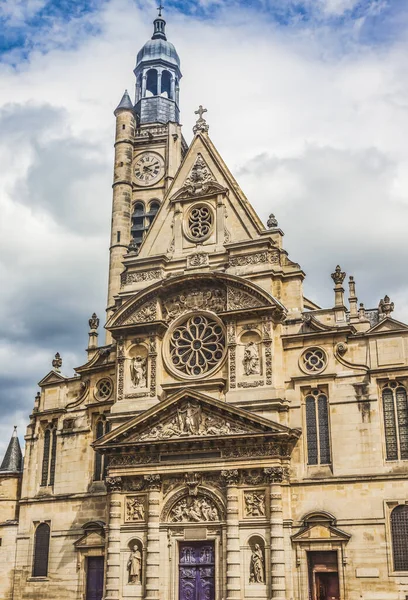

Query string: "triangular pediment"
[[137, 132, 267, 259], [94, 390, 297, 450], [292, 522, 351, 543], [74, 526, 105, 549], [38, 370, 67, 386], [367, 316, 408, 334]]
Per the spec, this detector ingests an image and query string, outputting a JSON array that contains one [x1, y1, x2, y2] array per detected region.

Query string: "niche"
[[245, 535, 267, 598], [123, 538, 143, 598], [127, 344, 148, 393], [239, 331, 262, 379]]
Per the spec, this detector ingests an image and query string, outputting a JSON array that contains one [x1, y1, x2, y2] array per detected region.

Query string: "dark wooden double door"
[[308, 552, 340, 600], [86, 556, 104, 600], [179, 542, 215, 600]]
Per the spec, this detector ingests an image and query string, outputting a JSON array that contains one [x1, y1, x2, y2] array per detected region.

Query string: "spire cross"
[[195, 105, 207, 120], [157, 2, 164, 17]]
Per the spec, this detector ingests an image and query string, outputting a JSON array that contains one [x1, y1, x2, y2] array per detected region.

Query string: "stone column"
[[264, 468, 286, 600], [144, 474, 162, 600], [170, 76, 176, 101], [222, 470, 240, 600], [142, 73, 147, 97], [157, 71, 162, 96], [104, 477, 123, 600]]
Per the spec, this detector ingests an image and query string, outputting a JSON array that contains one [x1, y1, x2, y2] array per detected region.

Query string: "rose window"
[[169, 314, 225, 377], [188, 205, 213, 240], [301, 348, 327, 373]]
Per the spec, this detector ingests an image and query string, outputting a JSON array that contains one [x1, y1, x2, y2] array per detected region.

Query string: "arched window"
[[305, 390, 331, 465], [382, 382, 408, 460], [391, 505, 408, 571], [94, 415, 111, 481], [32, 522, 50, 577], [161, 70, 171, 98], [130, 200, 160, 252], [146, 69, 158, 96], [41, 425, 57, 487]]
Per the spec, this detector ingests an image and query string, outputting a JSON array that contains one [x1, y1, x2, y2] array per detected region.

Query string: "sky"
[[0, 0, 407, 456]]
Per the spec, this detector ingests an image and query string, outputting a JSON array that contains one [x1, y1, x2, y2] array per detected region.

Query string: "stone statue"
[[177, 401, 202, 434], [267, 213, 278, 228], [250, 543, 265, 584], [126, 497, 145, 521], [243, 342, 260, 376], [244, 492, 265, 517], [127, 544, 142, 584], [130, 356, 147, 388]]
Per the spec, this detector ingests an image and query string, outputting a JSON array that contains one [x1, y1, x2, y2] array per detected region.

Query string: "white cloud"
[[0, 0, 407, 455]]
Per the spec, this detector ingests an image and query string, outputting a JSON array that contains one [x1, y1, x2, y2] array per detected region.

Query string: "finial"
[[331, 265, 346, 286], [128, 238, 140, 255], [267, 214, 278, 229], [157, 2, 164, 17], [378, 295, 394, 319], [89, 313, 99, 330], [193, 105, 209, 134], [152, 4, 167, 40], [13, 426, 17, 437], [52, 352, 62, 372]]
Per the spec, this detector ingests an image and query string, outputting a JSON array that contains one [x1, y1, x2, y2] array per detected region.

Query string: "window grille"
[[32, 523, 50, 577], [305, 391, 331, 466], [391, 505, 408, 571], [383, 382, 408, 460]]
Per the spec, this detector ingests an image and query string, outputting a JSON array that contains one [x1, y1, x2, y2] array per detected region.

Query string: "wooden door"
[[86, 556, 104, 600]]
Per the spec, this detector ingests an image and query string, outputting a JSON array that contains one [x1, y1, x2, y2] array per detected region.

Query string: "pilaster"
[[222, 470, 240, 600], [104, 477, 123, 600], [264, 467, 287, 600], [144, 474, 162, 600]]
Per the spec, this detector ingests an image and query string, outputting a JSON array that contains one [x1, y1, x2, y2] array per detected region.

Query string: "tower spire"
[[0, 426, 23, 473], [152, 4, 167, 40]]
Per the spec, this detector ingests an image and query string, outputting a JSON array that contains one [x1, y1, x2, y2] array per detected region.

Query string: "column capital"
[[263, 466, 289, 484], [144, 474, 162, 491], [221, 469, 240, 486], [106, 476, 123, 492]]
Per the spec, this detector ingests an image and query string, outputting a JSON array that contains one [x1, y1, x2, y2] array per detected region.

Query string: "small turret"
[[0, 426, 23, 473]]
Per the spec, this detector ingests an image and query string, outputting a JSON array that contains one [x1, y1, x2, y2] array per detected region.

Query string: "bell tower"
[[106, 9, 185, 321]]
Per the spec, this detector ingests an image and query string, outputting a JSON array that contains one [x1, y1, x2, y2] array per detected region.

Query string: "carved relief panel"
[[125, 495, 146, 522]]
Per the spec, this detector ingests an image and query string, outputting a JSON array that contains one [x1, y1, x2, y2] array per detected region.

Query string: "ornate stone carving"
[[144, 474, 161, 491], [221, 469, 240, 486], [117, 340, 125, 401], [184, 472, 202, 496], [184, 153, 215, 193], [331, 265, 346, 286], [52, 352, 62, 372], [109, 453, 158, 466], [130, 356, 147, 388], [187, 253, 209, 268], [127, 543, 142, 584], [244, 491, 266, 517], [223, 443, 287, 459], [149, 333, 157, 398], [106, 476, 122, 492], [126, 496, 146, 522], [378, 294, 394, 318], [227, 287, 264, 311], [229, 250, 280, 267], [261, 318, 272, 341], [267, 213, 278, 229], [121, 269, 162, 286], [250, 544, 265, 584], [169, 495, 219, 522], [263, 466, 289, 483], [89, 313, 99, 330], [229, 345, 236, 389], [163, 287, 226, 320], [237, 380, 264, 388], [242, 470, 264, 486], [122, 300, 157, 325], [243, 342, 261, 376], [123, 477, 144, 491], [264, 341, 272, 385], [138, 401, 248, 441]]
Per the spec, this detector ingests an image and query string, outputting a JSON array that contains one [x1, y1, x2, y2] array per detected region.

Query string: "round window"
[[186, 204, 213, 242], [95, 378, 113, 401], [166, 313, 226, 378], [300, 347, 327, 374]]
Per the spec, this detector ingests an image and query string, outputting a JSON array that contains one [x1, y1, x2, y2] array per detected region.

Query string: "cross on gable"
[[195, 105, 207, 120], [157, 2, 164, 17]]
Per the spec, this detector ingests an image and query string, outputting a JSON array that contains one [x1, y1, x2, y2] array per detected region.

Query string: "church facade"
[[2, 11, 408, 600]]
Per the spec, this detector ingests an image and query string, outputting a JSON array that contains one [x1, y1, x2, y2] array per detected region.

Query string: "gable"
[[137, 132, 267, 259], [367, 316, 408, 335], [94, 389, 297, 450], [292, 523, 351, 543], [38, 370, 67, 386]]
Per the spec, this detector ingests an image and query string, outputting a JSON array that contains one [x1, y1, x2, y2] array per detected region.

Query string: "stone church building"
[[1, 11, 408, 600]]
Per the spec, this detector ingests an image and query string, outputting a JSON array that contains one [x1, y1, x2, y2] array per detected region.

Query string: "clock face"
[[134, 153, 164, 186]]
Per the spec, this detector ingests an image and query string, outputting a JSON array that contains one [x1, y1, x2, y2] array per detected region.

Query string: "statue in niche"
[[127, 544, 142, 584], [130, 355, 147, 388], [249, 543, 265, 584], [244, 492, 265, 517], [243, 341, 260, 376]]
